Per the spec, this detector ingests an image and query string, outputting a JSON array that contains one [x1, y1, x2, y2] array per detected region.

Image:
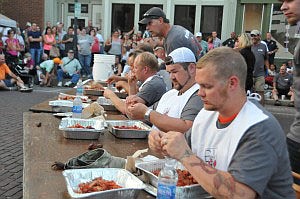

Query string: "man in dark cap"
[[139, 7, 201, 61]]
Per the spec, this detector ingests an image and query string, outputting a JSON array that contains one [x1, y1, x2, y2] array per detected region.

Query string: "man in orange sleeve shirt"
[[0, 54, 28, 91]]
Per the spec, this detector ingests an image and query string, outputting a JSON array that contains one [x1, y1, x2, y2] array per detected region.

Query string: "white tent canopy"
[[0, 13, 16, 28]]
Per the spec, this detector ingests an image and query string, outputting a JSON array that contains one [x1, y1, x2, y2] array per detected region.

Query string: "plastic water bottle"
[[76, 79, 84, 96], [157, 157, 178, 199], [72, 96, 82, 118]]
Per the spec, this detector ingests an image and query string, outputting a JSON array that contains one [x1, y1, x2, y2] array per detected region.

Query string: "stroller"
[[6, 56, 34, 90]]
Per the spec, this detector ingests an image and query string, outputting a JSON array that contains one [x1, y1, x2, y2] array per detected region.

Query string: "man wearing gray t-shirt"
[[104, 52, 166, 114], [139, 7, 201, 61], [148, 47, 294, 198], [251, 29, 269, 106]]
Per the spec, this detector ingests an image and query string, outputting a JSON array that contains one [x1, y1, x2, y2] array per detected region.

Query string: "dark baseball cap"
[[138, 7, 169, 25]]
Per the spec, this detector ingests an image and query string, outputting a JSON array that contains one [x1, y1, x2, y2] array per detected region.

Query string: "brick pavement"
[[0, 87, 68, 199]]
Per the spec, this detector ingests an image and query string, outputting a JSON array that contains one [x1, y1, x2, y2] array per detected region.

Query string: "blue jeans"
[[78, 54, 92, 77], [57, 69, 80, 84], [29, 48, 42, 67], [287, 137, 300, 185]]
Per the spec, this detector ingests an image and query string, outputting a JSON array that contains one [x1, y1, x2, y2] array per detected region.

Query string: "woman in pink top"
[[207, 35, 214, 51], [43, 27, 56, 56], [5, 29, 21, 65]]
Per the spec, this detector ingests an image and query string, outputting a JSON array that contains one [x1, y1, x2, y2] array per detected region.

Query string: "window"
[[68, 4, 88, 13], [243, 4, 263, 32], [200, 6, 223, 40], [174, 5, 196, 33], [111, 4, 134, 33]]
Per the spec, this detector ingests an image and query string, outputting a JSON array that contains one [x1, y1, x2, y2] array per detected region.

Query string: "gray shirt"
[[185, 101, 294, 198], [78, 35, 93, 55], [273, 73, 293, 90], [137, 75, 166, 107], [180, 91, 203, 121], [288, 38, 300, 142], [164, 25, 201, 61], [251, 43, 268, 77]]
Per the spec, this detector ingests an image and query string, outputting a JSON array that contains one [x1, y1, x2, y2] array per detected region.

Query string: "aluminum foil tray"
[[63, 168, 145, 199], [59, 118, 105, 140], [136, 159, 208, 198], [97, 97, 119, 112], [49, 100, 90, 113], [106, 120, 151, 139], [58, 93, 91, 103]]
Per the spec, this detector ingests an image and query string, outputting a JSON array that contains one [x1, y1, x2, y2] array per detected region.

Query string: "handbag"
[[104, 43, 111, 52], [49, 46, 60, 57]]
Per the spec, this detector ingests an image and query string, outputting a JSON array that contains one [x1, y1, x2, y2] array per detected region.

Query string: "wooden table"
[[23, 112, 154, 199]]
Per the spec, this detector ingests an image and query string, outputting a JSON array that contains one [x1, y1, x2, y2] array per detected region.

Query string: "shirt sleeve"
[[180, 91, 203, 121]]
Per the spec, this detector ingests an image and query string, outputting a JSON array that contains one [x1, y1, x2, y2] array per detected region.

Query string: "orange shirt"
[[0, 63, 11, 80]]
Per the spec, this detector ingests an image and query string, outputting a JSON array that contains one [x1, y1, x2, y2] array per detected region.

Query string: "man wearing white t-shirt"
[[126, 47, 203, 133]]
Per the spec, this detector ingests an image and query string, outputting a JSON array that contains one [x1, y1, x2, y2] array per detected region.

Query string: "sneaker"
[[57, 82, 62, 87], [64, 81, 72, 87], [274, 100, 281, 106], [288, 101, 294, 107]]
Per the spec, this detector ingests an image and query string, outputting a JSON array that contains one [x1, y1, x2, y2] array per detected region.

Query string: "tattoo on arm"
[[179, 149, 194, 161], [189, 156, 218, 174], [188, 156, 246, 197]]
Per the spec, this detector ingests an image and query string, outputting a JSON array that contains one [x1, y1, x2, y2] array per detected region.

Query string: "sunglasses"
[[165, 56, 174, 65], [250, 34, 259, 37]]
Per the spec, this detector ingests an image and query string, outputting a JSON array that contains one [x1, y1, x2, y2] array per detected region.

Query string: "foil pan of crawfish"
[[63, 168, 145, 198]]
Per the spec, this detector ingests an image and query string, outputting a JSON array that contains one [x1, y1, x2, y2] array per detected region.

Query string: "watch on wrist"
[[144, 108, 152, 122]]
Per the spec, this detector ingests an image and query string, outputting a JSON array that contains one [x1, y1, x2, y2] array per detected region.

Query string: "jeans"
[[57, 69, 80, 84], [29, 48, 42, 67], [78, 53, 92, 77], [287, 137, 300, 185]]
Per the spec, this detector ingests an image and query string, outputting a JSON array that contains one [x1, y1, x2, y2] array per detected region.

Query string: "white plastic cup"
[[281, 95, 286, 100]]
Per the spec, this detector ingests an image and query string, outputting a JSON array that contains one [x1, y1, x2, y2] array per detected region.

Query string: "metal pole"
[[74, 0, 78, 58]]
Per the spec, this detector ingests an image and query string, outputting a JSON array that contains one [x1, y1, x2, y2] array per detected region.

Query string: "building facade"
[[1, 0, 287, 41]]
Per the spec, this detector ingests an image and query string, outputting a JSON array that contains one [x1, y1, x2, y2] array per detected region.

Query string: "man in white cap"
[[195, 32, 208, 57], [250, 29, 269, 105], [126, 47, 203, 133], [139, 7, 201, 61]]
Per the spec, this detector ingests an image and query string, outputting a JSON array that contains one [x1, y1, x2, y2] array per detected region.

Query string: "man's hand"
[[125, 95, 144, 105], [161, 131, 192, 161], [103, 88, 116, 99], [126, 103, 148, 119], [107, 75, 121, 84], [148, 130, 166, 155]]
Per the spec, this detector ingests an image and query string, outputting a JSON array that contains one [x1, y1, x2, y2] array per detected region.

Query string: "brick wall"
[[1, 0, 45, 30]]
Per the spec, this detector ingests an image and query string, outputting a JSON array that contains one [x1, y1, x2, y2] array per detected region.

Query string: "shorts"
[[253, 76, 265, 92], [277, 88, 290, 97], [2, 79, 14, 87]]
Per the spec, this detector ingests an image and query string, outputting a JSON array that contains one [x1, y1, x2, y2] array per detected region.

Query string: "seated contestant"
[[0, 54, 28, 91], [126, 47, 203, 132], [149, 47, 295, 198], [57, 49, 82, 87], [272, 64, 294, 106], [104, 52, 166, 114]]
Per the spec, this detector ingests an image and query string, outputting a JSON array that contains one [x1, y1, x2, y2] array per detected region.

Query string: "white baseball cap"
[[195, 32, 202, 37], [166, 47, 196, 65]]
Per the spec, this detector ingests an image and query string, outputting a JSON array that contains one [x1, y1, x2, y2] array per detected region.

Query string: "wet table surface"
[[23, 112, 155, 199]]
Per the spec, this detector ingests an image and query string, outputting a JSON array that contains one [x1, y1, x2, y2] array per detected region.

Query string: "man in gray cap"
[[250, 29, 269, 105], [139, 7, 202, 61]]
